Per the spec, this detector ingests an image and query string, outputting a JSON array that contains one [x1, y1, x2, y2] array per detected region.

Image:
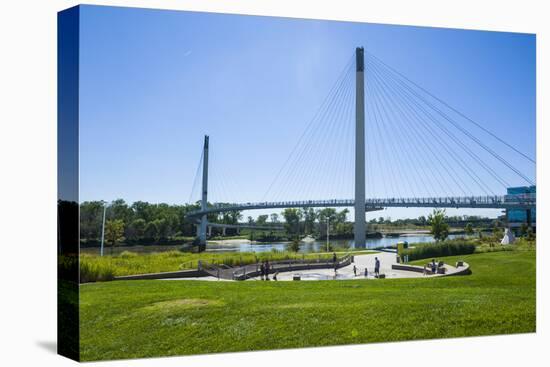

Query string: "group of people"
[[258, 254, 384, 280], [259, 260, 277, 281], [352, 256, 381, 278]]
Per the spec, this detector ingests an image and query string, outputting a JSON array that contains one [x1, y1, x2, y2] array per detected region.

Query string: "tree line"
[[80, 199, 247, 245], [79, 199, 499, 248], [79, 200, 355, 246]]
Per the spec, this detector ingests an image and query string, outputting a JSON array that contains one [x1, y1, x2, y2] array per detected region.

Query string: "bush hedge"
[[401, 241, 476, 261], [80, 260, 115, 283]]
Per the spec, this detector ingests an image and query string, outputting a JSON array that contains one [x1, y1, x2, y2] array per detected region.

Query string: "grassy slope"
[[79, 251, 535, 361]]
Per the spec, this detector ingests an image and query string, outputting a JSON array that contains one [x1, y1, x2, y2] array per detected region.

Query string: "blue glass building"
[[506, 186, 536, 229]]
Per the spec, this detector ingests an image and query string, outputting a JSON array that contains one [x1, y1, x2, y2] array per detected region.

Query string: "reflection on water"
[[80, 234, 468, 255], [206, 234, 467, 253]]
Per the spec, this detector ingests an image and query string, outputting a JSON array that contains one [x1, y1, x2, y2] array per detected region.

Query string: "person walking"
[[332, 252, 337, 264], [353, 265, 357, 277], [265, 260, 270, 281], [374, 257, 380, 277], [260, 262, 265, 281]]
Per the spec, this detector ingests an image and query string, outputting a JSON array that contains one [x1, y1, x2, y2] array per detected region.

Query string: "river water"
[[206, 234, 468, 253], [80, 233, 469, 255]]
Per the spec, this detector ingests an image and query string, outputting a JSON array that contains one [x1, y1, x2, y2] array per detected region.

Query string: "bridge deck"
[[187, 195, 535, 218]]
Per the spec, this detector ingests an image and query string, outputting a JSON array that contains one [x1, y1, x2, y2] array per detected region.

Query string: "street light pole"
[[100, 202, 107, 257], [326, 217, 330, 252]]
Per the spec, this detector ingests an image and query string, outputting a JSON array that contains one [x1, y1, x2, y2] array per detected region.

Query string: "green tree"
[[526, 227, 535, 240], [520, 222, 529, 237], [270, 213, 279, 223], [317, 208, 337, 239], [301, 207, 317, 234], [493, 224, 503, 241], [477, 228, 484, 239], [128, 218, 146, 240], [105, 219, 124, 254], [282, 208, 302, 239], [221, 210, 242, 225], [144, 221, 158, 241], [257, 215, 268, 225], [154, 218, 169, 239], [289, 239, 301, 252], [335, 208, 349, 224], [417, 215, 427, 226], [131, 201, 153, 222], [428, 209, 449, 242], [465, 223, 474, 235], [109, 199, 132, 224], [317, 208, 337, 223], [79, 201, 104, 240]]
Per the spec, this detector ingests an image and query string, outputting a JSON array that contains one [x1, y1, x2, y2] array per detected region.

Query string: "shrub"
[[119, 251, 138, 259], [402, 241, 476, 261], [289, 240, 301, 253], [80, 259, 115, 283]]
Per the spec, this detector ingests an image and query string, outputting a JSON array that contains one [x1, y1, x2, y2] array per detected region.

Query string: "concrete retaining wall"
[[114, 269, 207, 281], [391, 263, 428, 273], [391, 262, 470, 277], [232, 258, 352, 280]]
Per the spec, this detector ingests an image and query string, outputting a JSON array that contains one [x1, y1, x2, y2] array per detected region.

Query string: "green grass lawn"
[[79, 250, 535, 361]]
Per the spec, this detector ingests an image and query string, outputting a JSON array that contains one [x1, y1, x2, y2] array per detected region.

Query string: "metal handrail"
[[187, 195, 535, 217]]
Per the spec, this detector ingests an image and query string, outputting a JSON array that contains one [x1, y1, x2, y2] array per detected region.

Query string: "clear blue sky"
[[78, 5, 535, 220]]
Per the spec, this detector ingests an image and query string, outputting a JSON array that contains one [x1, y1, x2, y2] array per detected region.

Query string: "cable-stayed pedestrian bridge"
[[186, 47, 536, 247], [187, 195, 535, 218]]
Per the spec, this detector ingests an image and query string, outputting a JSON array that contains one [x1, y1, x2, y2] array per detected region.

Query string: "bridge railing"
[[187, 195, 535, 217], [201, 253, 353, 281]]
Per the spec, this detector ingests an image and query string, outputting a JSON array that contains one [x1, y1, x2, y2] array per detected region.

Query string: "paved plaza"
[[162, 251, 465, 282], [250, 251, 423, 281]]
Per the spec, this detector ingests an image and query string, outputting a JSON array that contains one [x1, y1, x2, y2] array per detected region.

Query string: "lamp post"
[[100, 201, 110, 257], [326, 217, 330, 252]]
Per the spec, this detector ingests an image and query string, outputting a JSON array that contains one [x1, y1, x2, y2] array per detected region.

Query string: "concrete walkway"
[[252, 252, 413, 281], [247, 252, 465, 281], [162, 252, 466, 282]]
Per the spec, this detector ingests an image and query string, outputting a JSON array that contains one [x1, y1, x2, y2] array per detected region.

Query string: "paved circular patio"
[[246, 251, 466, 281]]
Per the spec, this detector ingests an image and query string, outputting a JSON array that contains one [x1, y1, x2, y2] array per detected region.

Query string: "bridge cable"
[[366, 52, 534, 186], [366, 58, 474, 196], [366, 71, 403, 198], [366, 63, 436, 198], [368, 68, 425, 198], [313, 65, 356, 200], [275, 60, 355, 201], [365, 50, 535, 164], [187, 148, 204, 204], [367, 57, 498, 196], [367, 55, 519, 189], [261, 53, 355, 201], [292, 63, 354, 201], [366, 57, 500, 195], [276, 62, 351, 201]]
